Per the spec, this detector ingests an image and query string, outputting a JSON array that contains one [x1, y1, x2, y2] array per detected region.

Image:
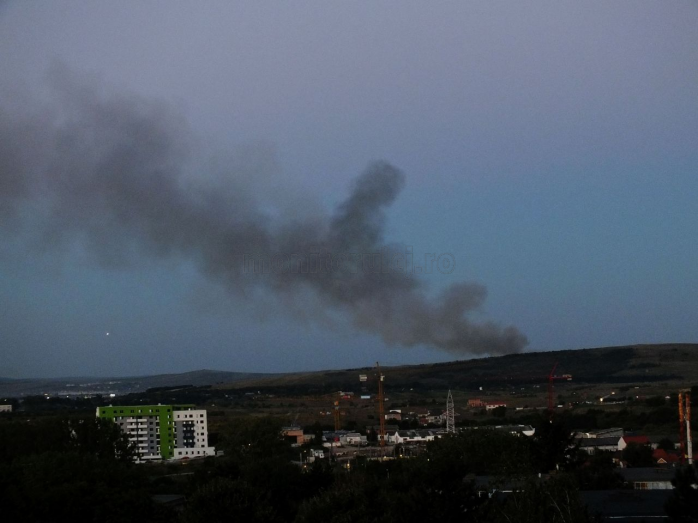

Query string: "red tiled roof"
[[622, 435, 650, 445], [652, 449, 680, 463]]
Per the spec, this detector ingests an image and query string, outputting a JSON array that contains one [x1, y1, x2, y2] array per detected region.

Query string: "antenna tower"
[[446, 390, 455, 434]]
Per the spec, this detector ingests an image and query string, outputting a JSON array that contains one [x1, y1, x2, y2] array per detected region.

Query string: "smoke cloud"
[[0, 71, 528, 356]]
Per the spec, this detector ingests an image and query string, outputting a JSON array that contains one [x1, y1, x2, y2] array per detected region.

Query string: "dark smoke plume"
[[0, 72, 528, 356]]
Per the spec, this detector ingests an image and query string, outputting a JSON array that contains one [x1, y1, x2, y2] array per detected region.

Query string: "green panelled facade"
[[97, 404, 194, 459]]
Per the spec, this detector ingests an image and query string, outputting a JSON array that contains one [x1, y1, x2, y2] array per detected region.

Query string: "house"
[[652, 448, 680, 465], [468, 399, 485, 408], [579, 437, 621, 455], [306, 448, 325, 463], [385, 411, 402, 421], [340, 432, 368, 446], [424, 412, 444, 425], [618, 435, 651, 451], [618, 467, 676, 490], [387, 430, 439, 444], [96, 404, 215, 461], [575, 427, 623, 439], [0, 404, 12, 413], [281, 427, 305, 445], [366, 424, 399, 434], [581, 490, 674, 520], [485, 402, 507, 410]]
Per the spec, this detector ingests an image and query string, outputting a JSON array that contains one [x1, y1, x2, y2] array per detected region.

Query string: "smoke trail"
[[0, 71, 528, 355]]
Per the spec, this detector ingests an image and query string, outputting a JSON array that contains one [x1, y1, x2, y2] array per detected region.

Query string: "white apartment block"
[[97, 404, 215, 461], [172, 408, 216, 459]]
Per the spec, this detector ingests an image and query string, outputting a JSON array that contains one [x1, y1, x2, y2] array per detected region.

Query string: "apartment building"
[[96, 404, 215, 461]]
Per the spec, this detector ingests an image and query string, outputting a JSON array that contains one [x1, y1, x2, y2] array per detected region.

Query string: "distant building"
[[0, 404, 12, 413], [575, 427, 624, 439], [467, 399, 485, 408], [578, 437, 620, 455], [485, 402, 507, 410], [652, 449, 680, 465], [96, 404, 215, 461], [619, 435, 651, 451], [366, 424, 399, 434], [385, 411, 402, 421], [618, 467, 676, 490], [340, 432, 368, 446], [387, 430, 440, 445], [281, 427, 305, 445]]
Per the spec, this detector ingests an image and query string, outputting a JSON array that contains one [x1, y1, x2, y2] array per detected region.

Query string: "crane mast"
[[678, 389, 693, 465]]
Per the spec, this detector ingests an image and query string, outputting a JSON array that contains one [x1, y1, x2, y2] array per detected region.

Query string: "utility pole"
[[547, 363, 558, 415], [333, 401, 341, 431], [446, 390, 455, 434]]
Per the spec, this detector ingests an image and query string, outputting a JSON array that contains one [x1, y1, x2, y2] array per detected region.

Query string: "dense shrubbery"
[[0, 416, 156, 521], [1, 411, 691, 522]]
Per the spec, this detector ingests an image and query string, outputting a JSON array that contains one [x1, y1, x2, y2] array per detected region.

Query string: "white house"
[[340, 432, 368, 446], [388, 430, 439, 445]]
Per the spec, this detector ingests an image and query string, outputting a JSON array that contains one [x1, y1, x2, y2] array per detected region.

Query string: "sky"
[[0, 1, 697, 378]]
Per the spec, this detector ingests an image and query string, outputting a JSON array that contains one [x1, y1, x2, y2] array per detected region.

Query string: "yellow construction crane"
[[678, 389, 693, 465]]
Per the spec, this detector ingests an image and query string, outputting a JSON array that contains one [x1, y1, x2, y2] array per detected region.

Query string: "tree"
[[574, 452, 624, 490], [479, 475, 595, 523], [645, 396, 666, 408], [0, 452, 152, 522], [181, 478, 279, 523], [531, 416, 580, 473], [621, 442, 653, 467], [657, 437, 675, 452], [0, 416, 134, 464], [491, 406, 507, 418], [665, 465, 698, 523]]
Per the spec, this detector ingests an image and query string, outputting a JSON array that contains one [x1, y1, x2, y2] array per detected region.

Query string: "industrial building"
[[96, 404, 215, 461]]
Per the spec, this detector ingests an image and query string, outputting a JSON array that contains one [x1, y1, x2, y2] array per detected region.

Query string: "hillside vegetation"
[[218, 343, 698, 394]]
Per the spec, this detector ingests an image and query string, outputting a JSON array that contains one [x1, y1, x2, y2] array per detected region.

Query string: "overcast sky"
[[1, 1, 697, 378]]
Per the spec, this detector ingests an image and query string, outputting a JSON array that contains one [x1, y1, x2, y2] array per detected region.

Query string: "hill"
[[3, 344, 696, 399], [218, 343, 698, 394], [0, 369, 274, 398]]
